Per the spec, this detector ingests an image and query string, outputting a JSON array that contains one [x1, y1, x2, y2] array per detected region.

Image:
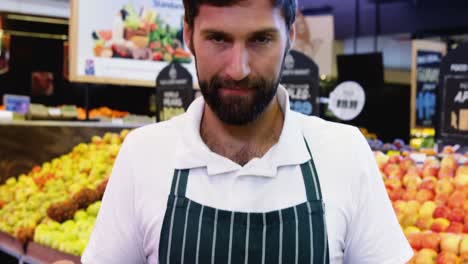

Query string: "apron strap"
[[300, 137, 323, 201], [170, 169, 190, 196]]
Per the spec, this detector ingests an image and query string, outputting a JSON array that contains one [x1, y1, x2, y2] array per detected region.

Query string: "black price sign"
[[416, 51, 442, 127], [156, 62, 193, 122], [437, 42, 468, 146], [280, 50, 319, 116], [441, 75, 468, 137]]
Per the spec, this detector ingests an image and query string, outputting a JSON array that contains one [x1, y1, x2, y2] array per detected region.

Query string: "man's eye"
[[254, 36, 272, 45], [209, 35, 226, 44]]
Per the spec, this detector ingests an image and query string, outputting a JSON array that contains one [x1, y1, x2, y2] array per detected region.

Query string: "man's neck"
[[200, 96, 284, 166]]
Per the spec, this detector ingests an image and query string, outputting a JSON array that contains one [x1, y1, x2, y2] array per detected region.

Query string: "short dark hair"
[[183, 0, 297, 31]]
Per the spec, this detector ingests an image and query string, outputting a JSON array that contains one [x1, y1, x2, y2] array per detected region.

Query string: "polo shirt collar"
[[173, 85, 310, 177]]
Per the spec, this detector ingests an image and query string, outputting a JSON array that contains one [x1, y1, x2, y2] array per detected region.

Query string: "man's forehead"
[[194, 0, 285, 31]]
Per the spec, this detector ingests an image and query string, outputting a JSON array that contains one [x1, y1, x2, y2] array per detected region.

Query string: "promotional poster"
[[70, 0, 196, 87]]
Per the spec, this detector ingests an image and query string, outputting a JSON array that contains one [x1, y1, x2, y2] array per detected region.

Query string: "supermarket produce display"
[[378, 147, 468, 263], [0, 129, 466, 263], [0, 130, 127, 260]]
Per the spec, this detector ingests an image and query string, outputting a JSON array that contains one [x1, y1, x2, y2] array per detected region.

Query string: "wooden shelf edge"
[[26, 242, 82, 264]]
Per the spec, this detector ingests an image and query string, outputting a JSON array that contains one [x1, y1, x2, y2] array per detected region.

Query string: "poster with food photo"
[[70, 0, 196, 87]]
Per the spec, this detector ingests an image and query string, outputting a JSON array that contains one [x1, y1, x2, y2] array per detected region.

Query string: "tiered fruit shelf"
[[378, 147, 468, 263]]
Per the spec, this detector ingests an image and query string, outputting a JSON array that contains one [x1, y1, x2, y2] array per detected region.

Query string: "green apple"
[[74, 210, 88, 221]]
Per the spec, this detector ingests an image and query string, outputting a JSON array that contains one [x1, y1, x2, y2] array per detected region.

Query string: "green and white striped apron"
[[159, 139, 330, 263]]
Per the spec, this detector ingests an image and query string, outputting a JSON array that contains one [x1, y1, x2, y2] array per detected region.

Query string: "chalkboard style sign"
[[156, 62, 193, 122], [281, 50, 319, 116], [416, 51, 442, 127], [437, 42, 468, 146]]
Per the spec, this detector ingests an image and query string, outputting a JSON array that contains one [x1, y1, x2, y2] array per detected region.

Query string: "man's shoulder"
[[124, 114, 186, 147], [292, 111, 362, 142]]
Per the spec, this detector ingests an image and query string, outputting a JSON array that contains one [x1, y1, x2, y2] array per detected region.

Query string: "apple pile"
[[34, 201, 101, 256], [0, 130, 128, 246], [378, 148, 468, 263]]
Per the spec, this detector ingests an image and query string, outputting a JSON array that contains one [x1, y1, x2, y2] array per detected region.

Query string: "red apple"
[[431, 218, 451, 233], [404, 174, 422, 191], [433, 206, 451, 219], [388, 155, 401, 164], [414, 248, 438, 264], [387, 187, 405, 201], [423, 165, 440, 179], [401, 157, 416, 173], [436, 251, 460, 264], [404, 226, 421, 236], [385, 177, 402, 190], [417, 189, 435, 203], [447, 208, 464, 223], [403, 189, 418, 201], [435, 193, 450, 206], [419, 177, 437, 192], [440, 233, 461, 255], [439, 167, 455, 179], [407, 233, 423, 250], [440, 155, 458, 171], [419, 201, 438, 219], [421, 232, 441, 252], [459, 235, 468, 255], [436, 178, 454, 196], [460, 252, 468, 264], [447, 191, 465, 209], [416, 217, 435, 230], [384, 163, 403, 179], [446, 222, 464, 234]]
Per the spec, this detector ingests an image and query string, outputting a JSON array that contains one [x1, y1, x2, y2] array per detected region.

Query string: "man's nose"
[[224, 43, 251, 81]]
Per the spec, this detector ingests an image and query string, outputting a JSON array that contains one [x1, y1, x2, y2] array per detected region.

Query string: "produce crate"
[[23, 242, 81, 264], [0, 231, 24, 258]]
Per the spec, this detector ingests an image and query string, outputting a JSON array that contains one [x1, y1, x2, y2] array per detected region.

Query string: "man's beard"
[[196, 42, 290, 126]]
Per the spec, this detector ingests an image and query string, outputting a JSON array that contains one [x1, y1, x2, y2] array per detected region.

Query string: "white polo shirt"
[[82, 86, 412, 264]]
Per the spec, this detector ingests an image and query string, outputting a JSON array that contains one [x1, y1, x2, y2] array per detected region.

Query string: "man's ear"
[[183, 19, 194, 54], [288, 22, 296, 51]]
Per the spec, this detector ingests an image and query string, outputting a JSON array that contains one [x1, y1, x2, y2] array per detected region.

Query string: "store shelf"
[[0, 231, 24, 259], [0, 120, 150, 129], [24, 242, 81, 264]]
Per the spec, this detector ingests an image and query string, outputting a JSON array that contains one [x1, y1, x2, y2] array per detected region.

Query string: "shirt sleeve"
[[344, 128, 413, 264], [81, 133, 146, 264]]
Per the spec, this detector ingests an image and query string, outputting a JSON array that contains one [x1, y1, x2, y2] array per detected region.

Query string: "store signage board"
[[410, 40, 447, 130], [328, 81, 366, 121], [3, 94, 30, 114], [293, 11, 334, 76], [156, 62, 193, 122], [0, 27, 10, 75], [69, 0, 197, 87], [280, 50, 320, 116], [438, 42, 468, 146], [415, 51, 442, 127]]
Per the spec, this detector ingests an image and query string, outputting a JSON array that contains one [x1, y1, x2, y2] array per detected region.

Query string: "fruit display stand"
[[378, 147, 468, 263], [0, 231, 24, 261], [22, 242, 81, 264], [0, 120, 146, 183]]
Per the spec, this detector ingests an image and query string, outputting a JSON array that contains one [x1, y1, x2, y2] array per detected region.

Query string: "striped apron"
[[159, 139, 330, 264]]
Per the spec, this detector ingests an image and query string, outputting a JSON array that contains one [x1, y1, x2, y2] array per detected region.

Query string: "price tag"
[[48, 107, 61, 117], [328, 81, 366, 121], [410, 153, 427, 164], [3, 94, 30, 114], [0, 110, 13, 121], [111, 118, 124, 125]]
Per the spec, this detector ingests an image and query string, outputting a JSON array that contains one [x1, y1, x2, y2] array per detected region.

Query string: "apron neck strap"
[[300, 137, 323, 201], [170, 169, 190, 196]]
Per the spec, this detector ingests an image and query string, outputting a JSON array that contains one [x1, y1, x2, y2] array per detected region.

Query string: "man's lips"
[[219, 87, 253, 96]]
